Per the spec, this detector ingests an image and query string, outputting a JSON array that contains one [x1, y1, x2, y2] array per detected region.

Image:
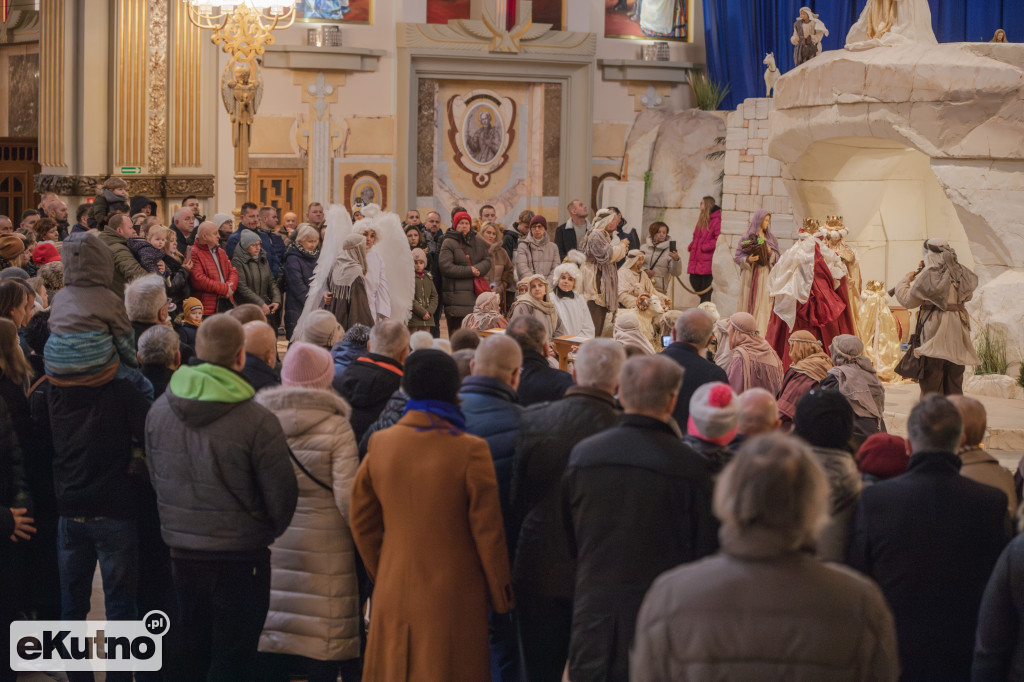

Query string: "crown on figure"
[[801, 217, 821, 234], [825, 215, 844, 228], [865, 280, 886, 292]]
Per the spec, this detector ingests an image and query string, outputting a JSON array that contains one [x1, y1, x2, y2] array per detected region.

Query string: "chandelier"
[[182, 0, 296, 69]]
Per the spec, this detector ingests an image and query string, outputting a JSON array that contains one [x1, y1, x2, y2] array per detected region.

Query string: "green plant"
[[643, 170, 653, 198], [706, 136, 726, 190], [1018, 361, 1024, 388], [690, 72, 731, 111], [975, 326, 1008, 376]]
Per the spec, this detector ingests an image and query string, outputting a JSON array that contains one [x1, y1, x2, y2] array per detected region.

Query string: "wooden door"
[[249, 168, 304, 217], [0, 138, 40, 220]]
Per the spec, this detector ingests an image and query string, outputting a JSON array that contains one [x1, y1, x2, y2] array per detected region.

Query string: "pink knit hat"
[[281, 341, 334, 390]]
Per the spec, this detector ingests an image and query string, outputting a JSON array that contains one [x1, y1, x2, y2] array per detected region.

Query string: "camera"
[[661, 334, 673, 347], [669, 240, 677, 252]]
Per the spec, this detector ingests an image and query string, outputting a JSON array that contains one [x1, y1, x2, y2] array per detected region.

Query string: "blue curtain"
[[703, 0, 1023, 110]]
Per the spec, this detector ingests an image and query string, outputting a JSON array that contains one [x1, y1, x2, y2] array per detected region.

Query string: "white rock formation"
[[766, 41, 1024, 352]]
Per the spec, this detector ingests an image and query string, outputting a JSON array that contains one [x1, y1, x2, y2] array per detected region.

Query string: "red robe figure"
[[765, 227, 855, 369]]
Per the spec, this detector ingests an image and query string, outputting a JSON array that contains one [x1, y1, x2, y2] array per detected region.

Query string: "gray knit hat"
[[239, 229, 261, 250], [687, 381, 739, 444]]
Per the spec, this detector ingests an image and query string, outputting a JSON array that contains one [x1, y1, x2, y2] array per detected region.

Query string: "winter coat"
[[189, 242, 239, 316], [518, 348, 573, 407], [99, 224, 148, 300], [502, 228, 521, 262], [177, 322, 198, 351], [226, 227, 282, 278], [960, 446, 1018, 519], [126, 237, 166, 273], [632, 532, 899, 682], [335, 352, 404, 444], [511, 386, 620, 598], [161, 255, 191, 308], [129, 194, 157, 217], [515, 232, 560, 281], [459, 375, 523, 556], [809, 445, 862, 562], [563, 414, 719, 682], [242, 355, 280, 392], [255, 386, 361, 663], [330, 341, 367, 384], [356, 389, 408, 460], [145, 363, 298, 556], [438, 228, 492, 318], [409, 273, 438, 329], [848, 450, 1010, 682], [48, 232, 134, 343], [350, 410, 514, 682], [555, 220, 587, 262], [661, 341, 728, 427], [0, 396, 32, 539], [682, 434, 734, 475], [974, 533, 1024, 681], [641, 238, 683, 293], [488, 241, 516, 294], [282, 244, 318, 338], [50, 378, 149, 519], [232, 248, 281, 308], [87, 189, 129, 230], [687, 208, 721, 276]]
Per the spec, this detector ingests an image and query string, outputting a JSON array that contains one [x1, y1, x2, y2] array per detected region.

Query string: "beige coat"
[[894, 272, 980, 367], [960, 446, 1017, 518], [255, 386, 361, 662], [631, 529, 900, 682], [350, 410, 514, 682], [640, 239, 683, 293]]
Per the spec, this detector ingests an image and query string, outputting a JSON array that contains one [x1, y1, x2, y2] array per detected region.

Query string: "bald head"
[[737, 388, 780, 436], [471, 335, 522, 389], [174, 207, 196, 234], [196, 313, 245, 369], [243, 321, 278, 368], [675, 307, 715, 349], [195, 221, 218, 246]]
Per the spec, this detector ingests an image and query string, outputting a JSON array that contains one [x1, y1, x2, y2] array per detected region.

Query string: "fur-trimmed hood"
[[255, 384, 352, 437], [551, 260, 583, 293]]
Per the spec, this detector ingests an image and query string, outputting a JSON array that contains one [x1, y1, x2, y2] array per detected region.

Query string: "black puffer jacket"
[[681, 434, 734, 476], [282, 244, 318, 338], [438, 228, 491, 317], [357, 389, 408, 459], [511, 386, 620, 598], [335, 353, 404, 444]]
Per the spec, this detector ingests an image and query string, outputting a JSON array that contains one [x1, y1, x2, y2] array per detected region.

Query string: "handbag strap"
[[289, 449, 332, 492]]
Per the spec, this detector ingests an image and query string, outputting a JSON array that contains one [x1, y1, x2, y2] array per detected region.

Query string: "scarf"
[[463, 292, 507, 330], [829, 335, 884, 421], [514, 276, 560, 329], [329, 238, 367, 303], [613, 312, 656, 355], [404, 398, 466, 433], [788, 331, 833, 381], [728, 313, 783, 391], [582, 227, 620, 311]]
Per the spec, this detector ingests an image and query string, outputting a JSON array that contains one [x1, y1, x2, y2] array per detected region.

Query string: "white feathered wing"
[[353, 204, 415, 323], [293, 204, 354, 339]]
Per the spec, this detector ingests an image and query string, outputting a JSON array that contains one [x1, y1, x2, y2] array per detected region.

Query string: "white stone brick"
[[759, 177, 773, 195], [726, 110, 743, 128], [723, 176, 752, 195], [721, 194, 736, 210], [735, 194, 756, 212], [724, 150, 740, 176], [743, 102, 756, 119], [753, 155, 773, 177], [738, 162, 754, 177], [773, 178, 788, 196], [748, 138, 763, 149], [722, 216, 749, 236], [747, 148, 763, 157], [755, 98, 770, 120], [765, 196, 791, 214], [726, 128, 747, 150]]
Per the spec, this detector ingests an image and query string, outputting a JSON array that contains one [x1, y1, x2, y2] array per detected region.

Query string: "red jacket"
[[189, 242, 239, 315], [687, 209, 721, 276]]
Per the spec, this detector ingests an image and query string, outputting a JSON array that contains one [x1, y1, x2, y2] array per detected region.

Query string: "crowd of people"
[[1, 184, 1022, 682]]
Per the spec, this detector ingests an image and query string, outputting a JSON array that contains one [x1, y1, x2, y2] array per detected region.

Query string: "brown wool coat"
[[350, 410, 514, 682]]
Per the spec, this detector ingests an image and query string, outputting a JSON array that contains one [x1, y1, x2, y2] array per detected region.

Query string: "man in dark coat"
[[241, 321, 281, 391], [336, 320, 410, 443], [507, 316, 573, 407], [421, 211, 445, 337], [554, 199, 590, 261], [512, 338, 625, 682], [225, 202, 282, 278], [662, 307, 728, 427], [459, 334, 524, 682], [563, 355, 719, 682], [848, 394, 1010, 682]]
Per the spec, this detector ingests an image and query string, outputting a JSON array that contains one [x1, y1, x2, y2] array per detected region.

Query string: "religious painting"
[[8, 53, 39, 137], [447, 90, 516, 189], [604, 0, 691, 41], [296, 0, 371, 24], [532, 0, 564, 31], [426, 0, 469, 25], [344, 170, 388, 213]]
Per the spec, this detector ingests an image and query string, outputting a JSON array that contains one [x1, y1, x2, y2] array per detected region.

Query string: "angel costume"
[[352, 204, 415, 324], [734, 210, 780, 336], [764, 229, 856, 369], [510, 274, 566, 340], [325, 234, 374, 330], [846, 0, 937, 50], [792, 7, 829, 65], [859, 281, 903, 383], [550, 259, 595, 338]]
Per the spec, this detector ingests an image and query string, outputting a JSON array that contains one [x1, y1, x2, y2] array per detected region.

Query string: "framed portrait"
[[344, 170, 388, 214], [604, 0, 692, 41], [426, 0, 469, 24], [447, 90, 516, 189], [296, 0, 372, 24]]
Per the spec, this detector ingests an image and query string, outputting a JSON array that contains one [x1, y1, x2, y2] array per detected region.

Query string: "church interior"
[[3, 0, 1024, 676]]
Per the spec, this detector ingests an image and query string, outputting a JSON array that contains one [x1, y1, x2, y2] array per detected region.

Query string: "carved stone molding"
[[35, 174, 215, 198]]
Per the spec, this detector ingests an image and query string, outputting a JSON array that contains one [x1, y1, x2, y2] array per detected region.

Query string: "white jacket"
[[255, 385, 361, 662]]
